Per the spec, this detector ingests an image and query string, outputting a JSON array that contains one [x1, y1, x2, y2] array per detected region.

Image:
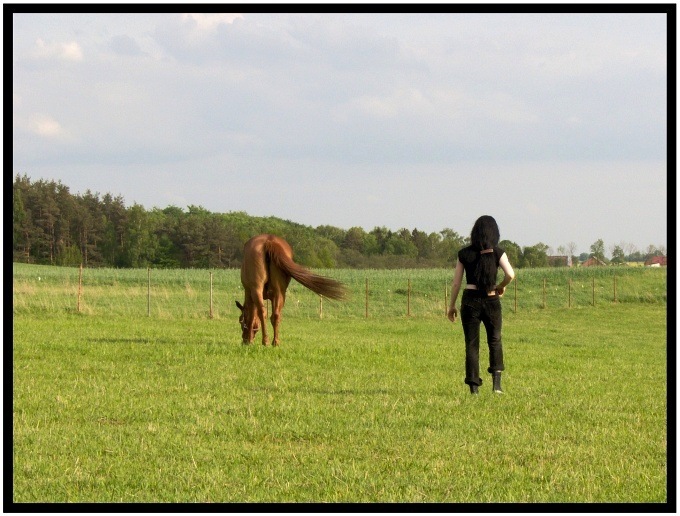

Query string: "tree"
[[521, 243, 549, 268], [622, 242, 639, 262], [610, 246, 626, 265], [590, 239, 606, 261], [100, 193, 128, 266], [75, 191, 106, 266], [344, 227, 366, 253], [499, 240, 521, 268], [13, 179, 27, 259], [566, 242, 578, 265], [316, 225, 346, 248], [369, 226, 391, 254], [176, 206, 211, 267], [410, 228, 433, 260], [14, 174, 661, 271], [55, 182, 78, 266], [439, 229, 467, 265], [120, 204, 160, 267], [386, 229, 418, 258], [644, 245, 665, 260]]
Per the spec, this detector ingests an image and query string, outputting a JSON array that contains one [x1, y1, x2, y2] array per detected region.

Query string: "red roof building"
[[581, 257, 607, 267], [644, 256, 667, 267]]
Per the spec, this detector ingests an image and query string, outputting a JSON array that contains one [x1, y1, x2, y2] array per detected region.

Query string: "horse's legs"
[[255, 295, 269, 346], [246, 291, 269, 345], [271, 294, 285, 346], [245, 302, 258, 344]]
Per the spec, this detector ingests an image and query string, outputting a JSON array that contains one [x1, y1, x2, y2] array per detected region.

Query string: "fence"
[[13, 264, 668, 320]]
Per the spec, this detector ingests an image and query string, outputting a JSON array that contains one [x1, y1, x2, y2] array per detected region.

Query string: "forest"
[[12, 175, 662, 270]]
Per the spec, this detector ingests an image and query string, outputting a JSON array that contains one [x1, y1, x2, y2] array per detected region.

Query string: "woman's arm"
[[447, 260, 465, 322], [495, 252, 515, 296]]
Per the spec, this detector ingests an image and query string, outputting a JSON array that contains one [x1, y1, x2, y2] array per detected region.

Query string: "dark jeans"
[[460, 290, 505, 387]]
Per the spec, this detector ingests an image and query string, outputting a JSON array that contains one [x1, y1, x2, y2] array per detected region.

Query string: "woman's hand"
[[447, 306, 458, 322], [495, 286, 505, 297]]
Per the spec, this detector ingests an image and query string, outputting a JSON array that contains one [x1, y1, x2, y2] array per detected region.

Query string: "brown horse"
[[235, 234, 347, 346]]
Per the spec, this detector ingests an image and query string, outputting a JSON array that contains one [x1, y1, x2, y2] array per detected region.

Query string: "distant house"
[[644, 256, 667, 267], [548, 255, 572, 267], [581, 257, 607, 267]]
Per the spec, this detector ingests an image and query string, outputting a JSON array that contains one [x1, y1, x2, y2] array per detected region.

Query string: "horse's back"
[[241, 234, 293, 289], [243, 235, 293, 262]]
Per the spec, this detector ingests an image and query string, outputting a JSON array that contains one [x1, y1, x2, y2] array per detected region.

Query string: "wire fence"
[[13, 263, 667, 320]]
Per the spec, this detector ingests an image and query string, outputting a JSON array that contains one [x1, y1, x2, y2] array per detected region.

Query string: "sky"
[[11, 9, 669, 258]]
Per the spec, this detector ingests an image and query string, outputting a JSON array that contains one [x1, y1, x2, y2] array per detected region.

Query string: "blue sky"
[[11, 10, 669, 257]]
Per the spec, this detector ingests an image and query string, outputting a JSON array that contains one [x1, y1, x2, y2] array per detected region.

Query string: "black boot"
[[469, 384, 479, 395], [492, 371, 503, 394]]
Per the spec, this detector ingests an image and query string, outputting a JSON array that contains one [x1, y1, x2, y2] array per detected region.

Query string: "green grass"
[[12, 263, 667, 320], [12, 264, 668, 503]]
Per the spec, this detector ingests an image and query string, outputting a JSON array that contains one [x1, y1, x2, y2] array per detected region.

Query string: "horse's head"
[[235, 300, 259, 343]]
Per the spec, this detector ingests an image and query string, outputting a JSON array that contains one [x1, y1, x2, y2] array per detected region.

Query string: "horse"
[[235, 234, 348, 346]]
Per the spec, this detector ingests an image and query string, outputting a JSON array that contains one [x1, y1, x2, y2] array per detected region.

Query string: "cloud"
[[181, 13, 243, 32], [32, 115, 63, 137], [11, 13, 667, 252], [33, 38, 83, 61]]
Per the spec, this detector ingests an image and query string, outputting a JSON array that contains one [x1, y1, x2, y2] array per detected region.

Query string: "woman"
[[447, 215, 515, 394]]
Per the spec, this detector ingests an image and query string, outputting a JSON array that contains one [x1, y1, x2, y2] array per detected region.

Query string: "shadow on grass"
[[88, 337, 178, 345]]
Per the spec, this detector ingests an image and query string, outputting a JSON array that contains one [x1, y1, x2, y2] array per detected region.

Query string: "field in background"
[[12, 263, 668, 503], [12, 263, 667, 321]]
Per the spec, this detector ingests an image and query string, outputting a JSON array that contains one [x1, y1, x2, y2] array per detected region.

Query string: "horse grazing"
[[235, 234, 348, 346]]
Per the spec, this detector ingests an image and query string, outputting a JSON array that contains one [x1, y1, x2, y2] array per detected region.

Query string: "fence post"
[[209, 272, 213, 319], [513, 277, 517, 313], [77, 263, 83, 313], [319, 295, 323, 319], [445, 282, 448, 317]]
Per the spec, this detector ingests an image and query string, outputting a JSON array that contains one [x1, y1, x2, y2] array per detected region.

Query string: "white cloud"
[[60, 41, 83, 61], [33, 38, 83, 61], [31, 114, 65, 138], [181, 13, 243, 32], [11, 13, 667, 251]]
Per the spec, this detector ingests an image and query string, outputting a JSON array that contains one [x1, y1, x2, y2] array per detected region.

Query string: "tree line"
[[12, 175, 664, 270]]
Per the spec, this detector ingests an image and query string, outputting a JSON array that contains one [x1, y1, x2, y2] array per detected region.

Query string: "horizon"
[[14, 172, 666, 260]]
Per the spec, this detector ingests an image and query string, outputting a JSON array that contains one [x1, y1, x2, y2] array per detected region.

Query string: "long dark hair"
[[470, 215, 500, 292]]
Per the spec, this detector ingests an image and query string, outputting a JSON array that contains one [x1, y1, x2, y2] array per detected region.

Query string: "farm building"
[[644, 256, 667, 267], [581, 257, 607, 267]]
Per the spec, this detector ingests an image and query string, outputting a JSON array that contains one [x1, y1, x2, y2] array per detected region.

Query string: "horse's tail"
[[265, 240, 348, 301]]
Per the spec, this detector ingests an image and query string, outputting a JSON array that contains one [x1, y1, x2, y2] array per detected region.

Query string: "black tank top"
[[457, 245, 504, 286]]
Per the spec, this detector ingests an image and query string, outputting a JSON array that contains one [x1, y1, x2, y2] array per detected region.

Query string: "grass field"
[[12, 262, 668, 320], [12, 264, 668, 504]]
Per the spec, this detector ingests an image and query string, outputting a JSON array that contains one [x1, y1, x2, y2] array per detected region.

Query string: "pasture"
[[12, 264, 668, 503]]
